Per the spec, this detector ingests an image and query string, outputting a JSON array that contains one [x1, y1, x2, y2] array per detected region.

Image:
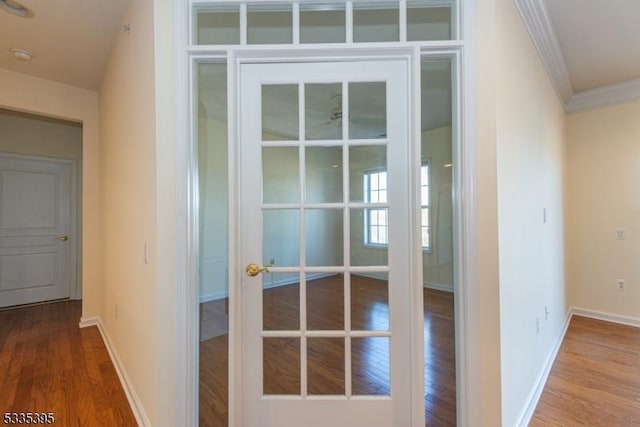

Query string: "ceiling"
[[1, 0, 637, 111], [0, 0, 130, 90], [545, 0, 640, 93]]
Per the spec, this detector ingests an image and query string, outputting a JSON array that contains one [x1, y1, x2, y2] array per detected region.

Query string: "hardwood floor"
[[530, 315, 640, 426], [199, 275, 456, 426], [0, 301, 136, 427]]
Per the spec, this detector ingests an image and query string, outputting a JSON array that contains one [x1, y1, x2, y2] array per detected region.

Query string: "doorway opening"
[[188, 2, 461, 426], [196, 54, 455, 426], [0, 108, 81, 310]]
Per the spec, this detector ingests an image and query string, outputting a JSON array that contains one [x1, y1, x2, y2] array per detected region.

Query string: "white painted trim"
[[514, 0, 640, 114], [571, 306, 640, 328], [174, 0, 194, 426], [410, 46, 426, 427], [567, 78, 640, 113], [423, 282, 454, 293], [513, 0, 573, 105], [79, 317, 151, 427], [78, 316, 100, 328], [186, 4, 471, 425], [227, 49, 242, 427], [458, 0, 476, 422], [69, 160, 81, 300], [515, 309, 572, 427]]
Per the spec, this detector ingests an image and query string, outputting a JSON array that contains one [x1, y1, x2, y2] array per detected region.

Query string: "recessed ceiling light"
[[0, 0, 34, 18], [11, 48, 32, 61]]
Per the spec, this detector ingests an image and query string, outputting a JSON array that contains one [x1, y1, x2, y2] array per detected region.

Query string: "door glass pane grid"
[[192, 0, 458, 46], [259, 74, 396, 399]]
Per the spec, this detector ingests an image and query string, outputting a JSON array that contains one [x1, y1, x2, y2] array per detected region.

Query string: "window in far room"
[[364, 163, 430, 250]]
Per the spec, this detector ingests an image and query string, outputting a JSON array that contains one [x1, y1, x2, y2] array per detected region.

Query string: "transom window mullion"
[[346, 1, 354, 43], [240, 3, 247, 45], [292, 2, 300, 44], [399, 0, 407, 42]]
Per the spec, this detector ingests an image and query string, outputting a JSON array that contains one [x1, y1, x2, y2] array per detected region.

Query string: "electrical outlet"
[[269, 258, 275, 265], [536, 317, 540, 335], [616, 228, 625, 240], [617, 279, 626, 291], [545, 306, 549, 321]]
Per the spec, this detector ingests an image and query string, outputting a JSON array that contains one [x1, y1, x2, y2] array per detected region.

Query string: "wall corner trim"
[[515, 308, 572, 427], [571, 306, 640, 328], [513, 0, 573, 106], [567, 78, 640, 113], [79, 317, 151, 427]]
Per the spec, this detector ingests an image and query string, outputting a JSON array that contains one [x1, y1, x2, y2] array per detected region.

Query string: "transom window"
[[364, 164, 429, 249], [193, 0, 457, 46]]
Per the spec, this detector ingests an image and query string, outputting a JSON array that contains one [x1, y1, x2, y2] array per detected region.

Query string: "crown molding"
[[514, 0, 640, 114], [567, 78, 640, 113], [513, 0, 573, 105]]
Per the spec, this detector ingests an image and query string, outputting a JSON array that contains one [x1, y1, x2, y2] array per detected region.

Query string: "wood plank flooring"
[[0, 301, 136, 427], [199, 275, 456, 426], [530, 315, 640, 426]]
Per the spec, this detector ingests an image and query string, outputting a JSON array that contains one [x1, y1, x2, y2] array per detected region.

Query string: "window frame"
[[363, 162, 431, 251], [363, 167, 389, 248]]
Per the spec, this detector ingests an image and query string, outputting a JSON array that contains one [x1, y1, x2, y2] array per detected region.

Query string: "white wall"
[[464, 0, 504, 422], [152, 0, 180, 423], [198, 115, 229, 301], [567, 101, 640, 320], [99, 0, 158, 424], [0, 69, 102, 321], [422, 126, 453, 290], [495, 0, 567, 424]]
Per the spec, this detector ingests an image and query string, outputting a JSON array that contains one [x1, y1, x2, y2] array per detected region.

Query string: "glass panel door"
[[240, 58, 413, 427]]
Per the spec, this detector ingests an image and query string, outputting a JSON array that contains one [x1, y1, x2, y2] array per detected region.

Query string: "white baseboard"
[[198, 290, 228, 303], [351, 272, 388, 282], [571, 307, 640, 328], [198, 272, 339, 303], [516, 309, 572, 427], [79, 317, 150, 426], [423, 282, 454, 293], [263, 272, 335, 290]]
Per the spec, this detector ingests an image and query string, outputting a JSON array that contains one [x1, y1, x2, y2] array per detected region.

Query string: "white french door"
[[239, 58, 415, 427]]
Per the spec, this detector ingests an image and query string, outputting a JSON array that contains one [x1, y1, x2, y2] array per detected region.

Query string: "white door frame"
[[226, 47, 423, 427], [174, 11, 480, 423], [0, 152, 80, 302], [235, 54, 424, 426]]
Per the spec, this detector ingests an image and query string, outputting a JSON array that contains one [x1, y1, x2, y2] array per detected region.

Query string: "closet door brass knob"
[[58, 235, 69, 241], [245, 263, 271, 277]]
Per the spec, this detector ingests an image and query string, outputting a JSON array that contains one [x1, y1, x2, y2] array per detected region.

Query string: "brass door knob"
[[245, 263, 271, 277], [58, 235, 69, 241]]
